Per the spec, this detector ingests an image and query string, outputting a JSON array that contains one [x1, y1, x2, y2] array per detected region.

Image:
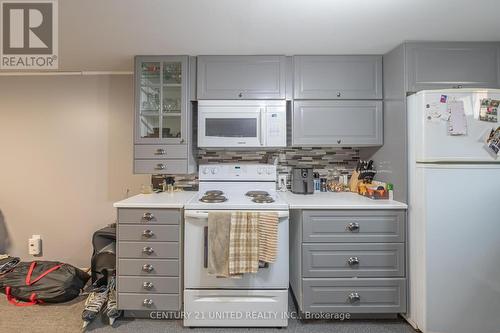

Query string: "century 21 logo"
[[1, 0, 58, 69]]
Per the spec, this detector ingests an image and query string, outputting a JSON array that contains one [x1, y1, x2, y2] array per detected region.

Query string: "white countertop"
[[278, 191, 407, 210], [113, 191, 197, 208], [113, 191, 406, 210]]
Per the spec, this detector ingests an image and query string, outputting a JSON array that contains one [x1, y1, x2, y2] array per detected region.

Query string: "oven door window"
[[205, 118, 257, 138]]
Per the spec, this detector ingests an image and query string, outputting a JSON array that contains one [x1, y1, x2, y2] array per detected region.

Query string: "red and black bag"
[[0, 260, 90, 306]]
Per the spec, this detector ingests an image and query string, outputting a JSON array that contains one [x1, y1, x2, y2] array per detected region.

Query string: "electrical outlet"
[[28, 235, 42, 256]]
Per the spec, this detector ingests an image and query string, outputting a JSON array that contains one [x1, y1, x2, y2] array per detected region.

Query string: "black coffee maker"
[[291, 167, 314, 194]]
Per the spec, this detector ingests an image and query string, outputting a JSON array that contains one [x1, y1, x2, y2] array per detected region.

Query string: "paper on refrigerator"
[[447, 101, 468, 136]]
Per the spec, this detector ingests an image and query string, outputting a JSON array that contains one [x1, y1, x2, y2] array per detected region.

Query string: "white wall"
[[0, 75, 149, 267]]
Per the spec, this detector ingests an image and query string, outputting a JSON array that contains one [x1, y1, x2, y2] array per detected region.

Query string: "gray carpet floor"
[[0, 294, 418, 333]]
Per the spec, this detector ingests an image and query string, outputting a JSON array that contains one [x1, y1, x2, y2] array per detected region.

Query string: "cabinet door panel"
[[292, 100, 383, 146], [197, 56, 286, 99], [302, 278, 406, 313], [294, 55, 382, 99], [406, 42, 500, 92]]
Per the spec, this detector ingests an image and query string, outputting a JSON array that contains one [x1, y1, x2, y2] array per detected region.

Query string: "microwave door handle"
[[259, 108, 264, 146]]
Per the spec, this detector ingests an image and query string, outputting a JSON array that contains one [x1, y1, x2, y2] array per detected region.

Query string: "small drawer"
[[118, 259, 179, 276], [118, 225, 179, 242], [118, 208, 180, 225], [118, 276, 179, 294], [118, 293, 180, 311], [118, 241, 179, 259], [134, 145, 187, 160], [303, 210, 406, 243], [302, 278, 406, 313], [134, 159, 188, 174], [302, 243, 405, 278]]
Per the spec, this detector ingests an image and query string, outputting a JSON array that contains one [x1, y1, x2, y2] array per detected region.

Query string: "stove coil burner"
[[199, 195, 227, 203], [245, 191, 270, 198], [251, 195, 275, 204]]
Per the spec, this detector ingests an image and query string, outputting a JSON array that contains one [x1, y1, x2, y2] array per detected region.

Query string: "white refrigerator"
[[407, 89, 500, 333]]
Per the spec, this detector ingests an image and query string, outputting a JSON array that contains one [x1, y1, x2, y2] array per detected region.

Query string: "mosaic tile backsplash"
[[198, 147, 360, 177]]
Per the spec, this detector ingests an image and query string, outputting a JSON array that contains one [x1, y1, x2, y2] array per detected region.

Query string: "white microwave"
[[197, 100, 287, 148]]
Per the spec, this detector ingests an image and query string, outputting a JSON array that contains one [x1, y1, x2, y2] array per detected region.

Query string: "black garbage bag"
[[0, 260, 90, 306]]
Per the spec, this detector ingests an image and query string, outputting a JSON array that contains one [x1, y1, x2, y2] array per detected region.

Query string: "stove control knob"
[[257, 167, 264, 175], [202, 167, 209, 175], [211, 167, 219, 175], [266, 167, 273, 175]]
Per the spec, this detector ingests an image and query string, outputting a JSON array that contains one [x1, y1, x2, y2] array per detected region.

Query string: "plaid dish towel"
[[229, 212, 259, 275], [258, 212, 279, 263]]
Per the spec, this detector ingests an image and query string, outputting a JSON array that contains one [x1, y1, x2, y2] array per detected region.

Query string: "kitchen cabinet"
[[134, 56, 196, 174], [289, 209, 407, 315], [294, 55, 383, 99], [405, 42, 500, 92], [117, 207, 182, 312], [292, 100, 383, 147], [197, 55, 287, 99]]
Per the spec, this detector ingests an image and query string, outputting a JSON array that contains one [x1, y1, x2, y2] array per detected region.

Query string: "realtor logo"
[[1, 0, 58, 69]]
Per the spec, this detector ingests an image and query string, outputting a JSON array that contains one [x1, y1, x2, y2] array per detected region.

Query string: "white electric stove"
[[183, 164, 289, 327]]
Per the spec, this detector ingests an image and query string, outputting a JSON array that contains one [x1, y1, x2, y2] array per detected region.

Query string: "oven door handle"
[[185, 211, 289, 219], [203, 226, 208, 269]]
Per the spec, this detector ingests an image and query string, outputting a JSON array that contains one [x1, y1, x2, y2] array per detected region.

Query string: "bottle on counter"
[[313, 172, 320, 192], [387, 183, 394, 200], [320, 178, 327, 192]]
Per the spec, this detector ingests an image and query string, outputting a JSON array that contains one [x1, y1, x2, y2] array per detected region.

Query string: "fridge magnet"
[[440, 95, 448, 103], [479, 99, 499, 123], [484, 127, 500, 157]]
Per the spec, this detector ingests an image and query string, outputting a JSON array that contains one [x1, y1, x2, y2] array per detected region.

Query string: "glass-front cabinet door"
[[135, 56, 188, 144]]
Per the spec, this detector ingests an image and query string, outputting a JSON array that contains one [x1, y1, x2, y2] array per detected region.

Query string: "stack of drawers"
[[290, 210, 407, 314], [134, 145, 189, 174], [117, 208, 182, 311]]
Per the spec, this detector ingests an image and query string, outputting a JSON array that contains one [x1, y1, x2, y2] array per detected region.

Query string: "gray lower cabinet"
[[197, 55, 287, 99], [290, 209, 407, 315], [294, 55, 383, 99], [292, 100, 383, 147], [117, 208, 182, 312], [405, 42, 500, 92]]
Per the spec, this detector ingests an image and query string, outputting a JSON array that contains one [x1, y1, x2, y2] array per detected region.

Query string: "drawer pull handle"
[[347, 257, 360, 266], [143, 299, 154, 307], [143, 229, 154, 238], [348, 292, 361, 303], [346, 222, 360, 232], [155, 148, 166, 155], [142, 212, 154, 221], [142, 246, 154, 255], [143, 282, 154, 290], [142, 264, 154, 272], [155, 163, 166, 170]]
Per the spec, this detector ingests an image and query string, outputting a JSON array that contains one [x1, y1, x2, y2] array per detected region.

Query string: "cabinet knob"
[[238, 92, 243, 98], [142, 264, 154, 272], [347, 257, 360, 266], [155, 148, 166, 155], [143, 299, 154, 307], [346, 222, 360, 232], [142, 229, 154, 238], [180, 139, 185, 143], [348, 292, 361, 303], [336, 92, 341, 97], [142, 246, 154, 255], [155, 163, 166, 170], [337, 140, 342, 144], [142, 212, 154, 221], [143, 281, 154, 290]]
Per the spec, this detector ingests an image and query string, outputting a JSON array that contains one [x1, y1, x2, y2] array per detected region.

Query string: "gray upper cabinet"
[[294, 55, 383, 99], [405, 42, 500, 92], [134, 56, 195, 174], [197, 55, 286, 99], [292, 100, 383, 147]]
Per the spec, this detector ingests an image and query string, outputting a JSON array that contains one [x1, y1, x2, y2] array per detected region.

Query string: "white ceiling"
[[55, 0, 500, 70]]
